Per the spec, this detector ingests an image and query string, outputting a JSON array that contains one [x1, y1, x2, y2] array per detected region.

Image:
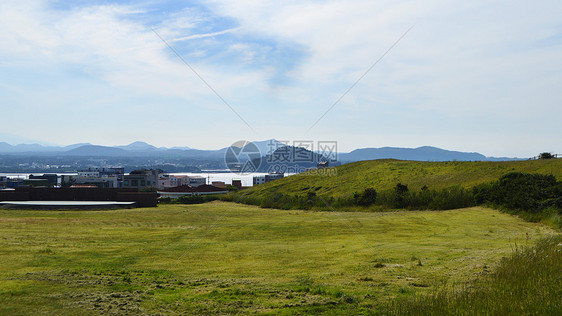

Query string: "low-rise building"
[[232, 179, 242, 189], [266, 172, 284, 182], [253, 173, 285, 186], [0, 176, 26, 189], [29, 174, 58, 186], [6, 179, 24, 188], [23, 178, 50, 187], [74, 175, 119, 188], [158, 174, 206, 189], [74, 168, 125, 188], [253, 176, 266, 186], [188, 176, 206, 187], [158, 174, 171, 188], [211, 181, 226, 188], [78, 170, 99, 178], [123, 169, 159, 189]]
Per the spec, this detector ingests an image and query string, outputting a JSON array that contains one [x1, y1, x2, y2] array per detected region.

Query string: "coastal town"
[[0, 167, 287, 199]]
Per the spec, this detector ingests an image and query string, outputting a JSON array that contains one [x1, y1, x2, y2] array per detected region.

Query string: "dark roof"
[[160, 185, 227, 193]]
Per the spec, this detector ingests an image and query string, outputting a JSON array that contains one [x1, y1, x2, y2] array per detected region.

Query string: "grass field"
[[0, 202, 556, 314], [239, 159, 562, 200]]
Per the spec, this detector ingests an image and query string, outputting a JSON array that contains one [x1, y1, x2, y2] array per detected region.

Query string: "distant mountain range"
[[339, 146, 487, 162], [0, 140, 520, 162]]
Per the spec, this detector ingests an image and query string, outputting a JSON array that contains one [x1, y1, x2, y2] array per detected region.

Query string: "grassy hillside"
[[239, 159, 562, 199], [0, 202, 555, 314]]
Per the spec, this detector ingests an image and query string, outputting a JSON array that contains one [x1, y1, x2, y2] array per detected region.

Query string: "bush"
[[226, 185, 239, 192], [353, 188, 377, 206], [160, 194, 222, 204], [392, 183, 409, 208], [473, 172, 562, 229], [474, 172, 560, 213]]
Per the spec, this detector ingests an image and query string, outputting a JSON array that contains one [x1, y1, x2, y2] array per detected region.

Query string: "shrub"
[[226, 185, 239, 192], [473, 172, 562, 229], [159, 194, 222, 204], [475, 172, 560, 213], [392, 183, 410, 208], [353, 188, 377, 206], [539, 152, 555, 159]]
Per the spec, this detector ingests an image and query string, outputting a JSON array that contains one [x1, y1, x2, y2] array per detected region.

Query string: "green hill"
[[238, 159, 562, 200]]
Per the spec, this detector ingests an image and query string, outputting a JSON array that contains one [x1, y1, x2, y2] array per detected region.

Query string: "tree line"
[[223, 172, 562, 228]]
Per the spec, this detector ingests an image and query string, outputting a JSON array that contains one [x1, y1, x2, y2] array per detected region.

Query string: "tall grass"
[[388, 235, 562, 315]]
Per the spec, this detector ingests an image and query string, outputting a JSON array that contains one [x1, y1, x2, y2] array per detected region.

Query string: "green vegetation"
[[0, 203, 554, 314], [226, 183, 477, 212], [159, 194, 222, 204], [540, 152, 555, 159], [474, 172, 562, 229], [234, 159, 562, 200], [226, 160, 562, 221], [2, 159, 561, 314], [226, 184, 239, 192], [474, 172, 561, 212], [389, 234, 562, 315]]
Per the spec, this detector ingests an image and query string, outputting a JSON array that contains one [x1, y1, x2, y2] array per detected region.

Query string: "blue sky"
[[1, 0, 561, 157]]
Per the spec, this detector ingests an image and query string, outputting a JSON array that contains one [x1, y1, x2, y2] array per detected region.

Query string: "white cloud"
[[0, 0, 561, 155]]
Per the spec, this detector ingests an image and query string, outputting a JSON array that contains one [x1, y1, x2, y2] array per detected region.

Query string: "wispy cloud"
[[0, 0, 561, 156], [169, 27, 240, 42]]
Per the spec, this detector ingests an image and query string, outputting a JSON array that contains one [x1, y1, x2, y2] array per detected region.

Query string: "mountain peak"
[[116, 141, 157, 151], [128, 141, 151, 146]]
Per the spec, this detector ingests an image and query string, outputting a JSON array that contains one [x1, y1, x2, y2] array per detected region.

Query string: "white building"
[[253, 176, 266, 185], [253, 173, 284, 186], [78, 171, 100, 178], [74, 168, 125, 187], [158, 175, 207, 189], [188, 176, 206, 187], [67, 175, 118, 188], [266, 173, 284, 181]]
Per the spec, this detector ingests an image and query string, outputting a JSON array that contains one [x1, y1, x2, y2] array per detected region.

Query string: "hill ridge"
[[236, 159, 562, 200]]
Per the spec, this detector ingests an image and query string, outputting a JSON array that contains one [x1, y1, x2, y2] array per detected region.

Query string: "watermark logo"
[[225, 140, 263, 175], [266, 140, 338, 175], [225, 140, 339, 176], [267, 140, 338, 164]]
